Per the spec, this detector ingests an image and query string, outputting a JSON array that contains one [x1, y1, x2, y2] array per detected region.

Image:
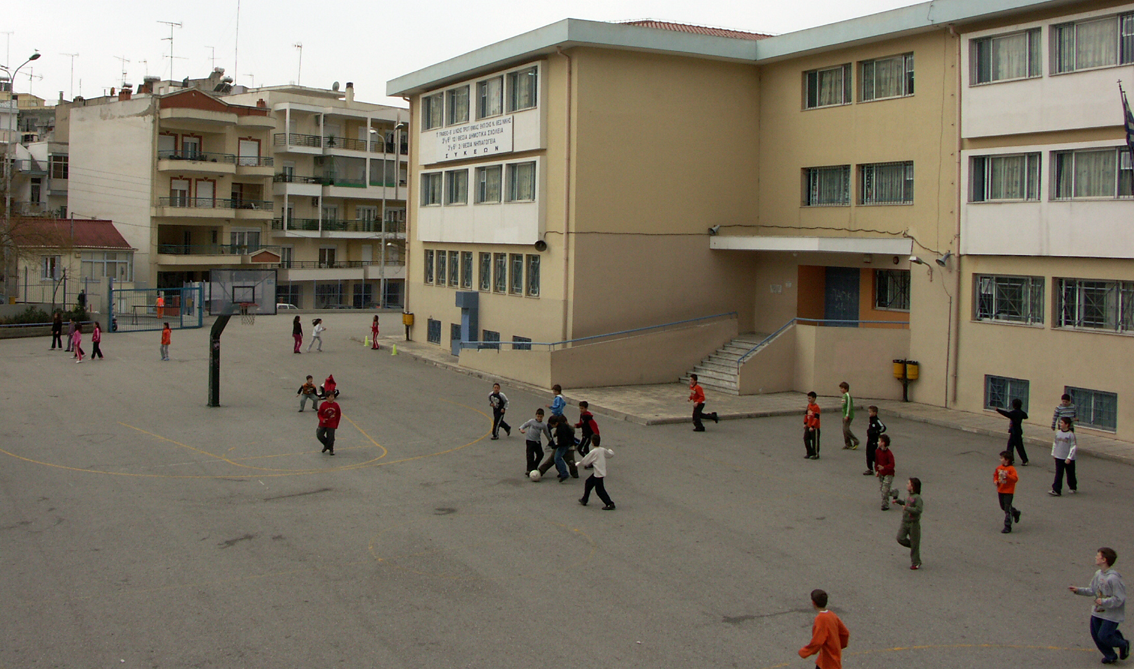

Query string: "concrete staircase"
[[681, 333, 769, 394]]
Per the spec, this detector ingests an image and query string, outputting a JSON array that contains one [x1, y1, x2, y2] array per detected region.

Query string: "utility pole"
[[60, 52, 78, 100], [157, 20, 182, 82]]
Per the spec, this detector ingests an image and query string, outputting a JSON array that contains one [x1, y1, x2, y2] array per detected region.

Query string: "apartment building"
[[67, 77, 408, 309]]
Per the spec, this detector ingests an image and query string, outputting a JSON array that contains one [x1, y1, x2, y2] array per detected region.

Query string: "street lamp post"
[[2, 51, 41, 300]]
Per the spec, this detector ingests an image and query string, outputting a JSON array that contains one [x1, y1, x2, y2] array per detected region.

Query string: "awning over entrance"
[[710, 235, 913, 256]]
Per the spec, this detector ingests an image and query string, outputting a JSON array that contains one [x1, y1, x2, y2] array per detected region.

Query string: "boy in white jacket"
[[1049, 416, 1078, 496], [578, 446, 616, 510]]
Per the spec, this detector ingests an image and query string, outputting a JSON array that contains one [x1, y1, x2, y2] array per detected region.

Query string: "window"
[[804, 166, 850, 206], [277, 283, 300, 306], [804, 63, 852, 109], [314, 283, 343, 308], [461, 251, 473, 289], [971, 154, 1041, 202], [477, 77, 503, 119], [860, 162, 914, 205], [448, 251, 459, 287], [493, 253, 507, 292], [509, 254, 524, 294], [422, 93, 444, 130], [41, 255, 62, 280], [427, 318, 441, 344], [861, 53, 914, 101], [506, 162, 536, 202], [424, 250, 434, 284], [975, 275, 1045, 324], [985, 375, 1030, 412], [1057, 278, 1134, 332], [447, 86, 469, 125], [280, 246, 293, 269], [318, 246, 337, 267], [230, 229, 261, 251], [512, 335, 532, 351], [478, 252, 491, 291], [874, 270, 911, 311], [1053, 148, 1134, 200], [482, 329, 501, 350], [50, 155, 68, 179], [475, 165, 502, 203], [421, 172, 442, 206], [1066, 386, 1118, 432], [1053, 14, 1134, 74], [507, 66, 537, 112], [445, 170, 468, 205], [971, 29, 1042, 83], [80, 251, 133, 282], [526, 255, 540, 297], [436, 249, 447, 285]]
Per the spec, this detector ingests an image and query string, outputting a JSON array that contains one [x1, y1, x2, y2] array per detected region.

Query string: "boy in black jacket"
[[864, 406, 887, 476], [996, 398, 1029, 466], [575, 401, 600, 458]]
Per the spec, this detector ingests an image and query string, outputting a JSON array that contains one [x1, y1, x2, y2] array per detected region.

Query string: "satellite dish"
[[332, 81, 340, 91]]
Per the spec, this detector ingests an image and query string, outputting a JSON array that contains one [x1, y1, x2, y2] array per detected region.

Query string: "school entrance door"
[[824, 267, 860, 327]]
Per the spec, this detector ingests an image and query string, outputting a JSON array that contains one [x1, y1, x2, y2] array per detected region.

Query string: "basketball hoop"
[[239, 303, 256, 325]]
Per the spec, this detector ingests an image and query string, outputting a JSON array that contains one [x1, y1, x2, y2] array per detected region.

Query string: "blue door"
[[824, 267, 860, 327]]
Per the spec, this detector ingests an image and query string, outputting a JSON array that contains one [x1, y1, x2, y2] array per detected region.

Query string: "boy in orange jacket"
[[995, 450, 1021, 534], [799, 589, 849, 669], [160, 322, 171, 361], [804, 391, 821, 459]]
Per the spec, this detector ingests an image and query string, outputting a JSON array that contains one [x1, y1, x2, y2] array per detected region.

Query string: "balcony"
[[272, 217, 321, 233], [235, 155, 275, 178], [273, 132, 322, 154], [157, 150, 237, 175], [276, 259, 406, 282], [156, 243, 284, 267], [270, 218, 404, 237], [159, 107, 238, 126], [154, 197, 274, 219]]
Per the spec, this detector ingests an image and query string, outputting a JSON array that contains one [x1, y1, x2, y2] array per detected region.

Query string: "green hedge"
[[0, 306, 89, 326]]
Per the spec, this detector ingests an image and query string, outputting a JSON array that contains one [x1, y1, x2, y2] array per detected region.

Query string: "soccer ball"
[[528, 470, 541, 482]]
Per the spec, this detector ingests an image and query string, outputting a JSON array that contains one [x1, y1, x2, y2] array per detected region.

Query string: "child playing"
[[489, 383, 510, 440], [548, 384, 566, 418], [307, 318, 326, 352], [318, 374, 339, 399], [688, 374, 718, 432], [896, 477, 924, 570], [317, 393, 342, 456], [864, 405, 887, 475], [578, 444, 616, 510], [91, 321, 104, 359], [996, 398, 1030, 466], [1049, 416, 1078, 496], [71, 322, 84, 363], [575, 401, 600, 458], [994, 450, 1021, 533], [798, 589, 850, 669], [1052, 393, 1077, 431], [370, 315, 380, 350], [839, 381, 859, 450], [875, 435, 895, 510], [297, 375, 320, 412], [804, 391, 821, 460], [518, 408, 552, 475], [160, 322, 171, 361]]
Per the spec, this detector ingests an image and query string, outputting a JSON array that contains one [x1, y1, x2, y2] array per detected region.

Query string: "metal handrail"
[[459, 311, 738, 351], [273, 132, 322, 148], [158, 150, 236, 164], [277, 260, 404, 269], [157, 244, 282, 256], [736, 317, 911, 368], [236, 156, 275, 167]]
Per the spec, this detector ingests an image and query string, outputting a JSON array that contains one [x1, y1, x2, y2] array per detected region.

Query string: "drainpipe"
[[556, 47, 573, 343], [947, 25, 963, 409], [400, 101, 411, 336]]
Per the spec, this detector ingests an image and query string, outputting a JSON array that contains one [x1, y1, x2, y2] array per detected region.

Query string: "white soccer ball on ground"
[[528, 470, 541, 482]]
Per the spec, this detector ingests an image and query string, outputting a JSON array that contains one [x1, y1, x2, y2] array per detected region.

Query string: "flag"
[[1120, 82, 1134, 162]]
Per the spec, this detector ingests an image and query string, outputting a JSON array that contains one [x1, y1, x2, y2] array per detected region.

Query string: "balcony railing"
[[324, 137, 368, 151], [236, 155, 275, 167], [271, 218, 405, 233], [273, 133, 322, 148], [158, 244, 282, 256], [272, 218, 321, 231], [157, 150, 237, 164], [158, 197, 274, 211], [372, 141, 409, 155], [274, 173, 323, 184], [277, 260, 406, 269]]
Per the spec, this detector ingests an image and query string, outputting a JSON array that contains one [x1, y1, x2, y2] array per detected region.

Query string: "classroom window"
[[423, 93, 444, 130], [803, 166, 851, 206], [804, 63, 852, 109], [971, 29, 1042, 83], [526, 255, 540, 297], [975, 275, 1045, 324], [477, 77, 503, 119], [41, 255, 62, 280], [436, 249, 447, 285], [1066, 386, 1118, 432], [985, 375, 1030, 412], [478, 252, 491, 291], [860, 53, 914, 101], [506, 162, 536, 202], [445, 169, 468, 205], [421, 173, 442, 206], [475, 165, 502, 203], [512, 335, 532, 351], [461, 251, 473, 289], [971, 154, 1041, 202], [510, 254, 524, 294], [874, 270, 911, 311], [493, 253, 507, 293], [1052, 13, 1134, 74], [507, 66, 538, 112], [424, 250, 434, 284], [1052, 148, 1134, 200], [1057, 278, 1134, 332], [427, 318, 441, 344], [448, 251, 459, 287], [81, 251, 134, 282], [447, 86, 469, 125], [860, 162, 914, 205], [482, 329, 501, 350]]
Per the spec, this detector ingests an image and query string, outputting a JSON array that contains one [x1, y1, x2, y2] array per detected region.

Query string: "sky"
[[5, 0, 924, 108]]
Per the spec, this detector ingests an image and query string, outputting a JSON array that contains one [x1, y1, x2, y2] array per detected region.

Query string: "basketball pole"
[[207, 306, 237, 407]]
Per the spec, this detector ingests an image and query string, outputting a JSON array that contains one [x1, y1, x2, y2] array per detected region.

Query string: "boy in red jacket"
[[799, 589, 849, 669], [875, 435, 896, 510], [804, 391, 821, 459], [994, 450, 1021, 534], [317, 394, 342, 456]]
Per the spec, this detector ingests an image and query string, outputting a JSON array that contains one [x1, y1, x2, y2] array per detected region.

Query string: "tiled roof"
[[11, 219, 133, 250], [620, 20, 771, 41]]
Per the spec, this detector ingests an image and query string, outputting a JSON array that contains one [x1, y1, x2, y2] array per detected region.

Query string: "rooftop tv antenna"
[[157, 20, 182, 81], [112, 55, 130, 86], [60, 52, 78, 100], [293, 42, 302, 86]]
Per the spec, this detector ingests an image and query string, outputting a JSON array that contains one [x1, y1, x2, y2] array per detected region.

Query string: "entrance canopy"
[[710, 235, 913, 256]]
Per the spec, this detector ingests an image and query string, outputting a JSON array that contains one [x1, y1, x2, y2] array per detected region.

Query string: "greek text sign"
[[430, 116, 514, 162]]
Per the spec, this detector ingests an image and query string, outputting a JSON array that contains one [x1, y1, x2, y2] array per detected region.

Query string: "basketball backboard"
[[208, 269, 278, 316]]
